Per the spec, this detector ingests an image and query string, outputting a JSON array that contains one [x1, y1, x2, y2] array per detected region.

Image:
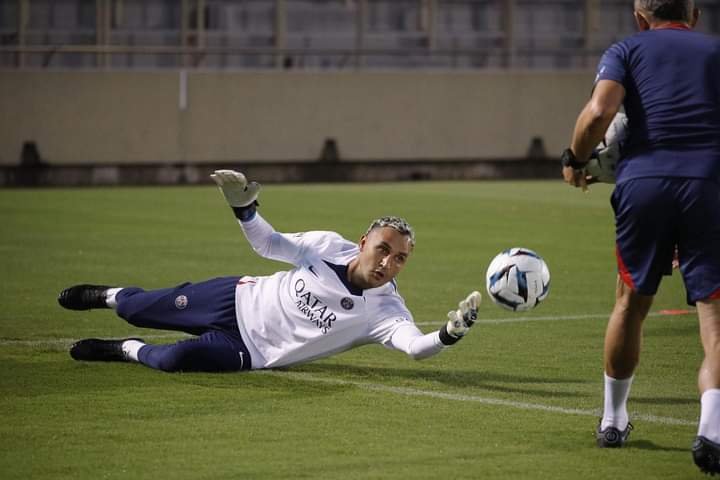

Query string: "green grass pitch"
[[0, 181, 703, 479]]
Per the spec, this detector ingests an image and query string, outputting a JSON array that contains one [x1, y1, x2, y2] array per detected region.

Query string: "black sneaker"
[[596, 421, 633, 448], [69, 338, 143, 362], [58, 284, 111, 310], [693, 436, 720, 475]]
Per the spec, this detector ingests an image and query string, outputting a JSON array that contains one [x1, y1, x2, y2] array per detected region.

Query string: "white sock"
[[698, 389, 720, 443], [105, 288, 123, 309], [601, 373, 634, 430], [121, 340, 145, 362]]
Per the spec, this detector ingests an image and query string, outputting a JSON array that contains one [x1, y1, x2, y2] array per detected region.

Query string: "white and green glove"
[[585, 112, 628, 184], [210, 169, 261, 221], [210, 169, 261, 207], [441, 291, 482, 344]]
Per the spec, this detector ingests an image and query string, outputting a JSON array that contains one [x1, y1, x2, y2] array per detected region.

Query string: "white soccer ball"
[[485, 248, 550, 312]]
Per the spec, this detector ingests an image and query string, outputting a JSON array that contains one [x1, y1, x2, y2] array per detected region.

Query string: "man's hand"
[[210, 170, 261, 208], [562, 165, 596, 192], [561, 148, 595, 192], [446, 291, 482, 338]]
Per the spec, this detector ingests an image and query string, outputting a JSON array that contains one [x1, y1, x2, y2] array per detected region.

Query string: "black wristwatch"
[[561, 148, 587, 170]]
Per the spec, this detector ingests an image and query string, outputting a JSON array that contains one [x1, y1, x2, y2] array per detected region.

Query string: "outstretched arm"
[[210, 169, 260, 221], [211, 169, 302, 263], [389, 291, 482, 360]]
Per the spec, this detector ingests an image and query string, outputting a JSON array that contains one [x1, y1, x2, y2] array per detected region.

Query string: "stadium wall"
[[0, 70, 594, 184]]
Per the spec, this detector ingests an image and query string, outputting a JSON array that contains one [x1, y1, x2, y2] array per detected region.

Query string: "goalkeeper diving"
[[58, 170, 481, 372]]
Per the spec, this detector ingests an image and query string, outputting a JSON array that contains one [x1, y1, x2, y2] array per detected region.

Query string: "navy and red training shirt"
[[595, 26, 720, 183]]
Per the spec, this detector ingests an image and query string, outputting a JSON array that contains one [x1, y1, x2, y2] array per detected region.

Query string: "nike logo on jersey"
[[594, 65, 606, 84], [308, 265, 319, 277]]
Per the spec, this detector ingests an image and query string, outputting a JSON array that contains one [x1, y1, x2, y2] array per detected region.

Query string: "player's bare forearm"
[[571, 103, 613, 162], [570, 80, 625, 161]]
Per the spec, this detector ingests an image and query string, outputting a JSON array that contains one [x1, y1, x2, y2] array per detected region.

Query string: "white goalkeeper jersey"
[[234, 213, 445, 369]]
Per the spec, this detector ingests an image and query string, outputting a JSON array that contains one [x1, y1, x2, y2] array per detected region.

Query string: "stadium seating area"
[[2, 0, 718, 71]]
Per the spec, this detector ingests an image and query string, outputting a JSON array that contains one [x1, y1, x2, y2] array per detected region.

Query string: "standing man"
[[59, 170, 481, 374], [560, 0, 720, 474]]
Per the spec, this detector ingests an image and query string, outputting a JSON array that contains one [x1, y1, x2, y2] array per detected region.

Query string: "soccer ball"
[[485, 248, 550, 312]]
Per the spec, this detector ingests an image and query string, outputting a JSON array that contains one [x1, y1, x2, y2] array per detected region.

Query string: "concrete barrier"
[[0, 70, 593, 169]]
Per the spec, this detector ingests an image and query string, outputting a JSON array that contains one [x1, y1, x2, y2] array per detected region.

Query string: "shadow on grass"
[[644, 322, 698, 338], [632, 396, 696, 406], [290, 363, 593, 399], [2, 354, 592, 400], [1, 355, 359, 400], [627, 439, 689, 452]]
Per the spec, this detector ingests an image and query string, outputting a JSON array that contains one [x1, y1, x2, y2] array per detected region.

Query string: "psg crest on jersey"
[[175, 295, 188, 310], [341, 297, 354, 310]]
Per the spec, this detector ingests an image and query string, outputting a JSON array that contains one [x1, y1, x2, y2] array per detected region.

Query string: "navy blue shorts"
[[115, 276, 252, 372], [612, 177, 720, 304]]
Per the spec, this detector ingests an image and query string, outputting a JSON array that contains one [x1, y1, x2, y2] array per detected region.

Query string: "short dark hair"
[[365, 216, 416, 247], [635, 0, 694, 21]]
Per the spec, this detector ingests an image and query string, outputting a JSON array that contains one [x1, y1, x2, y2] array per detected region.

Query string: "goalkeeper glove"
[[586, 143, 619, 184], [585, 112, 627, 184], [440, 291, 482, 345], [210, 169, 261, 221]]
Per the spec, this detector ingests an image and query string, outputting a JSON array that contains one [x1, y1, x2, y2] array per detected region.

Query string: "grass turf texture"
[[0, 181, 703, 479]]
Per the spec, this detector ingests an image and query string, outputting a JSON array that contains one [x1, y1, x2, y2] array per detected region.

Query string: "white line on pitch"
[[0, 311, 694, 347], [0, 333, 187, 347], [415, 310, 693, 326], [0, 333, 696, 427], [261, 370, 696, 427]]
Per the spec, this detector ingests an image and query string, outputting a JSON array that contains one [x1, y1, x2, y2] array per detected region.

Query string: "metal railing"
[[0, 43, 609, 70], [1, 0, 717, 71], [0, 0, 610, 70]]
